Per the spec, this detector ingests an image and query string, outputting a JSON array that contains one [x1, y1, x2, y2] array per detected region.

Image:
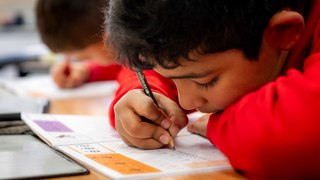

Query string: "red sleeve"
[[85, 61, 122, 82], [108, 67, 178, 128], [207, 53, 320, 179]]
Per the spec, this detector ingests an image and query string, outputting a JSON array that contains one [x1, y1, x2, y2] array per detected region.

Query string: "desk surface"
[[48, 96, 246, 180]]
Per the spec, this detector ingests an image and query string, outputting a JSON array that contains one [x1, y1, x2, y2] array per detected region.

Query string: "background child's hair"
[[36, 0, 108, 52], [107, 0, 305, 70]]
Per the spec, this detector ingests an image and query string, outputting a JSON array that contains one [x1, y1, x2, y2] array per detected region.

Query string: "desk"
[[48, 96, 246, 180]]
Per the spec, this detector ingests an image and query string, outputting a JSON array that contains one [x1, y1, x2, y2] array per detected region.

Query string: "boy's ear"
[[263, 10, 305, 51]]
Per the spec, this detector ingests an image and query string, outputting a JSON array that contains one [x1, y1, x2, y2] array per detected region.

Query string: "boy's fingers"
[[167, 115, 185, 137], [153, 92, 188, 135], [115, 89, 182, 149], [122, 134, 164, 150], [124, 90, 169, 126], [121, 126, 166, 150], [187, 114, 210, 137], [117, 116, 168, 149], [127, 90, 188, 136], [116, 106, 170, 140]]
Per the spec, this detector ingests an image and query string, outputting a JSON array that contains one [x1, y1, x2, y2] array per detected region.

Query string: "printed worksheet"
[[22, 113, 231, 179], [21, 114, 119, 146]]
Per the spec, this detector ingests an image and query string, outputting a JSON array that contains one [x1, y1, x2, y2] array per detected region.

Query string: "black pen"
[[135, 69, 175, 150]]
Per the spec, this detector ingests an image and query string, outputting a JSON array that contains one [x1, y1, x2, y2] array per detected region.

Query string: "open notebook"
[[21, 113, 231, 179]]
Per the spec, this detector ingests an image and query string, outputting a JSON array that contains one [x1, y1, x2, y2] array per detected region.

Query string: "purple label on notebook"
[[34, 120, 73, 132]]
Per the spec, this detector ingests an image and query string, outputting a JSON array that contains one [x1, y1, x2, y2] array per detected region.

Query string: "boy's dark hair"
[[107, 0, 304, 70], [36, 0, 108, 52]]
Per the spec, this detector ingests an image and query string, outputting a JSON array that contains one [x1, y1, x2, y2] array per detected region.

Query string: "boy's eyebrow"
[[167, 71, 212, 79]]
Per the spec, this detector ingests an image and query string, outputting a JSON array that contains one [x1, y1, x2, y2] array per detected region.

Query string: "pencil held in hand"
[[135, 70, 158, 106], [135, 70, 175, 150], [168, 138, 175, 150], [64, 57, 71, 77]]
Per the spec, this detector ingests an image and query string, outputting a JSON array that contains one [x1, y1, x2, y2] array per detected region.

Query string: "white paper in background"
[[0, 75, 118, 99]]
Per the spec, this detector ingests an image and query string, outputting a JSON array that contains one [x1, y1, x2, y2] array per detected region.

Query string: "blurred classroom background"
[[0, 0, 117, 102], [0, 0, 52, 79]]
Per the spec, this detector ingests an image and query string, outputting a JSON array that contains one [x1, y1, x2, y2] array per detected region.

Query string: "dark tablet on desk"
[[0, 135, 89, 180], [0, 95, 50, 121]]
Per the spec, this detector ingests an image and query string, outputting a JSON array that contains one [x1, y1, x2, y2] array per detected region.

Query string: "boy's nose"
[[179, 95, 207, 110], [176, 83, 206, 110]]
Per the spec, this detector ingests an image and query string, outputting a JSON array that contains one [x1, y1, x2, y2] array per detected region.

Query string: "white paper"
[[0, 75, 118, 99], [22, 113, 231, 179]]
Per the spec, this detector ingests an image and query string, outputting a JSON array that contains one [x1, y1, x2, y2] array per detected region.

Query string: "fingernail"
[[159, 135, 169, 144], [161, 118, 171, 129], [170, 126, 179, 136]]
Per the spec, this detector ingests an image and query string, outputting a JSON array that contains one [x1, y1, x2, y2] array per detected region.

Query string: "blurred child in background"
[[36, 0, 120, 88]]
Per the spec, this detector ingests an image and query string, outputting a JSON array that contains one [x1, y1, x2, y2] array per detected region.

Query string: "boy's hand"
[[114, 89, 188, 149], [187, 114, 210, 137], [51, 61, 89, 89]]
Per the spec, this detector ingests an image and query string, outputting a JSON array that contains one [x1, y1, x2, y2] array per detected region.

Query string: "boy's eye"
[[195, 77, 218, 90]]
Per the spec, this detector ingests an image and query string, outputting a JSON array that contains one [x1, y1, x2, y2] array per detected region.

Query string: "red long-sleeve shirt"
[[208, 53, 320, 179], [85, 62, 121, 82], [207, 2, 320, 179], [104, 1, 320, 179]]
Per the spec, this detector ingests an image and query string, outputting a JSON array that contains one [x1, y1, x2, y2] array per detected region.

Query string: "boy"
[[107, 0, 320, 179], [36, 0, 121, 88]]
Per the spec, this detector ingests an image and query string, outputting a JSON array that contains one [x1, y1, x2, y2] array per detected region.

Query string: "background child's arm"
[[50, 61, 90, 88]]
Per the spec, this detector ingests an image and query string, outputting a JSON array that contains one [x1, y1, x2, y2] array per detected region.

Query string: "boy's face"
[[66, 42, 115, 64], [154, 48, 283, 113]]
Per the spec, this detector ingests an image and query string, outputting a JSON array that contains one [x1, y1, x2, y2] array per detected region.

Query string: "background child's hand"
[[114, 89, 188, 149], [50, 61, 90, 89]]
